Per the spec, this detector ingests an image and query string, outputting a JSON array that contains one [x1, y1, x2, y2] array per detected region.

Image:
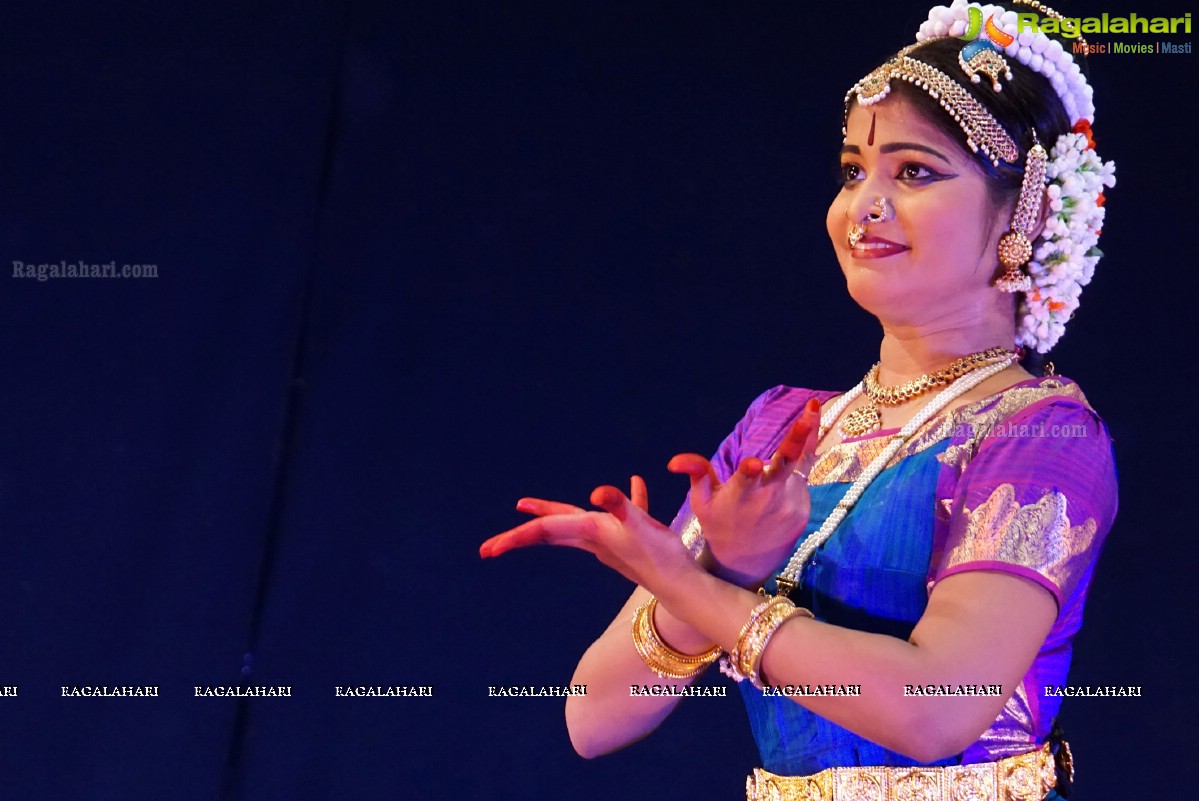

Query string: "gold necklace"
[[838, 346, 1016, 438]]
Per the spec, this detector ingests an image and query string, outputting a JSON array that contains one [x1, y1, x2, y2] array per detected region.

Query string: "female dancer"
[[483, 3, 1116, 798]]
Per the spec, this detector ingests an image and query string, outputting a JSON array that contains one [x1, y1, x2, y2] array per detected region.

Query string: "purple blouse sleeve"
[[932, 398, 1118, 610], [668, 386, 827, 537]]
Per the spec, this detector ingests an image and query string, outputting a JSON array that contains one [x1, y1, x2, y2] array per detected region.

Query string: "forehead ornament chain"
[[843, 41, 1019, 167]]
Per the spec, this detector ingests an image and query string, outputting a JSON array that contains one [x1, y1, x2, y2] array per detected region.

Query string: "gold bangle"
[[723, 595, 814, 689], [631, 597, 722, 680], [722, 596, 789, 684], [735, 596, 795, 679]]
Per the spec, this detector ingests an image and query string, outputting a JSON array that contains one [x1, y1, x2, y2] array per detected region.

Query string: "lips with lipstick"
[[851, 234, 910, 258]]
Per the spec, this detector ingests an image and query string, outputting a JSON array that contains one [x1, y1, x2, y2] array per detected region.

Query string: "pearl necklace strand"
[[772, 356, 1016, 596]]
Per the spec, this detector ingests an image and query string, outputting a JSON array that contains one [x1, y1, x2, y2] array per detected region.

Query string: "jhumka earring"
[[995, 135, 1048, 293]]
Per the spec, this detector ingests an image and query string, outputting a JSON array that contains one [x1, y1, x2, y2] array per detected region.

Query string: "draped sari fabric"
[[670, 378, 1117, 776]]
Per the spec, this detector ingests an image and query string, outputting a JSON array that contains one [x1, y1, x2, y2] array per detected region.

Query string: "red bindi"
[[867, 113, 876, 147]]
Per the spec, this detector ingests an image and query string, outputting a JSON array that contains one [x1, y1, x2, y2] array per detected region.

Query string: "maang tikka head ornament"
[[842, 0, 1116, 354]]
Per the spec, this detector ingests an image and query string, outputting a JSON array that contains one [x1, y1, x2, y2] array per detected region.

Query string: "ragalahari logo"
[[1016, 9, 1192, 55], [1017, 11, 1191, 39], [957, 6, 1016, 90]]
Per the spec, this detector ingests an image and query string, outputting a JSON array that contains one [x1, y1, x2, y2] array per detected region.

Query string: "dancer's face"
[[827, 96, 1009, 328]]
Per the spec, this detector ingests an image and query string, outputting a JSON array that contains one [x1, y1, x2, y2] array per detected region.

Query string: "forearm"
[[565, 586, 718, 758], [758, 614, 1002, 761], [653, 566, 1040, 762]]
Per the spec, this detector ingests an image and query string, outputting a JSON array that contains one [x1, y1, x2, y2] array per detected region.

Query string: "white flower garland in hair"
[[1018, 131, 1115, 353], [915, 1, 1094, 124], [912, 1, 1115, 353]]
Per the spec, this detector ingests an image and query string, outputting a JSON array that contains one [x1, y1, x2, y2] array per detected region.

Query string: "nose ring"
[[848, 223, 868, 248], [849, 197, 891, 248], [865, 197, 892, 223], [844, 196, 892, 247]]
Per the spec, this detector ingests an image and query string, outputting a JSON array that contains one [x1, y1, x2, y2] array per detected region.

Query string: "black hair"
[[1020, 347, 1048, 376]]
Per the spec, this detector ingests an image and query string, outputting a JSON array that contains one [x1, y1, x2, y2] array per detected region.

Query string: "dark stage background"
[[0, 2, 1194, 799]]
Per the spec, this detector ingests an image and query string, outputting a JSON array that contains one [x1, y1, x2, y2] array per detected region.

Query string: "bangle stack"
[[720, 595, 814, 690], [631, 597, 722, 680]]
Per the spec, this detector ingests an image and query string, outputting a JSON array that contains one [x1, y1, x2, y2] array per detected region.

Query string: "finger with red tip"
[[666, 453, 715, 479], [630, 475, 648, 512], [481, 516, 597, 558], [776, 418, 814, 462], [516, 497, 583, 517], [590, 484, 634, 521], [800, 398, 822, 453], [667, 453, 719, 503], [480, 520, 552, 558], [736, 456, 765, 479]]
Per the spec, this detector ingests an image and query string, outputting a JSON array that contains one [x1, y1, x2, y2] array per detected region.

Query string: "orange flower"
[[1048, 300, 1066, 312], [1096, 193, 1106, 207], [1072, 120, 1096, 150]]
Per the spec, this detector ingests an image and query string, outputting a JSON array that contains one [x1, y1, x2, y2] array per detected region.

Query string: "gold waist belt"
[[746, 741, 1058, 801]]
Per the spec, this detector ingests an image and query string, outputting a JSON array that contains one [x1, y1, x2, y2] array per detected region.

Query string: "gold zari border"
[[808, 380, 1090, 486]]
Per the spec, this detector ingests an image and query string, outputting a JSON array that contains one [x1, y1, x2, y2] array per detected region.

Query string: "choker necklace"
[[773, 351, 1018, 596], [838, 346, 1016, 438]]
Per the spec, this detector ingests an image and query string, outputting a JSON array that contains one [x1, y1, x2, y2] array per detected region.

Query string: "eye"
[[839, 163, 863, 185], [897, 162, 939, 182]]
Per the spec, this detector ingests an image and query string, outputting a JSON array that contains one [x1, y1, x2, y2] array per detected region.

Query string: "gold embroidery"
[[945, 483, 1099, 594], [809, 437, 896, 485], [679, 513, 704, 558], [810, 379, 1091, 485], [935, 380, 1089, 471]]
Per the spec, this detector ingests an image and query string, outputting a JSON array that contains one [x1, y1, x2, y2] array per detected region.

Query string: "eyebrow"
[[840, 142, 952, 165]]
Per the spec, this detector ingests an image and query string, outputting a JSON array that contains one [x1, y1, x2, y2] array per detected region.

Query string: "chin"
[[842, 267, 918, 321]]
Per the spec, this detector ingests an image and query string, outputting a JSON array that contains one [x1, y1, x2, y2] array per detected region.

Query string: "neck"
[[875, 322, 1015, 384]]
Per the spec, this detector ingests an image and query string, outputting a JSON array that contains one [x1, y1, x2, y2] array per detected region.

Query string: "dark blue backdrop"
[[0, 1, 1193, 799]]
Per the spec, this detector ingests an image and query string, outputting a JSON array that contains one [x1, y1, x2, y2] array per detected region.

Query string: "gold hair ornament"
[[843, 41, 1019, 167]]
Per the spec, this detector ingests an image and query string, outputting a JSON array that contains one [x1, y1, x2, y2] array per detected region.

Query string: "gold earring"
[[995, 140, 1047, 294]]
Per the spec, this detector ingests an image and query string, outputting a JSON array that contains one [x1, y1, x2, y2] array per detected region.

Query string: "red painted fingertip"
[[776, 442, 801, 460], [630, 475, 649, 511], [738, 457, 764, 478], [776, 420, 810, 459], [515, 498, 536, 514], [667, 453, 708, 478], [590, 484, 628, 519]]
